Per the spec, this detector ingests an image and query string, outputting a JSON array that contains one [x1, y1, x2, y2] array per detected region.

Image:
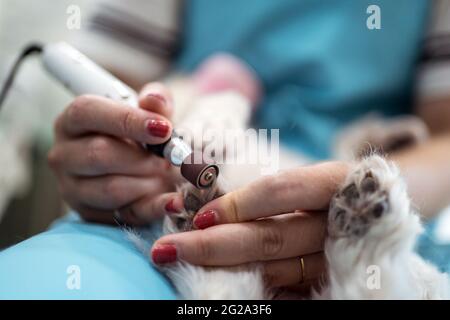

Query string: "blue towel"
[[0, 213, 176, 299]]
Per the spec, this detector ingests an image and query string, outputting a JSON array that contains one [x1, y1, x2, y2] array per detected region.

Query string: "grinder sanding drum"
[[180, 152, 219, 189]]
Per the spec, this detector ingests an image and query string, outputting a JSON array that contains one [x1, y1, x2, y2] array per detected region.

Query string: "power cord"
[[0, 44, 43, 110]]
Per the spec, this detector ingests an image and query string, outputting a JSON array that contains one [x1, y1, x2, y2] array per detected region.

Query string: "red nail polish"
[[147, 93, 166, 104], [146, 119, 169, 138], [194, 210, 216, 229], [152, 244, 177, 264], [165, 199, 179, 213]]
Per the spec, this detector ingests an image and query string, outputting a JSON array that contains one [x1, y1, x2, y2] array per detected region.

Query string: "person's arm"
[[396, 0, 450, 218], [391, 105, 450, 219]]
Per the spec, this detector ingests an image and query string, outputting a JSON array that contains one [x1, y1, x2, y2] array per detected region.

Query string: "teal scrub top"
[[176, 0, 430, 158]]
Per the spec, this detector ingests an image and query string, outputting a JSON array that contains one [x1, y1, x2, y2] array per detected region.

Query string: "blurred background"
[[0, 0, 179, 248], [0, 0, 91, 248]]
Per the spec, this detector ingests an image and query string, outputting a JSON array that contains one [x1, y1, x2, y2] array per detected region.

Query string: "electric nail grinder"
[[1, 42, 218, 189]]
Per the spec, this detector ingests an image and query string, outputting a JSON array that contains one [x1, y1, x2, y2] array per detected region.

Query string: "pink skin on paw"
[[193, 53, 262, 107]]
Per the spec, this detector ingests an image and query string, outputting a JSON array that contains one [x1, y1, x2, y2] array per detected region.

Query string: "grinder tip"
[[180, 152, 219, 189]]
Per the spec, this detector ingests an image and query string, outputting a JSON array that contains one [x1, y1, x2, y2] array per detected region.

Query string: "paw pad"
[[329, 167, 390, 237]]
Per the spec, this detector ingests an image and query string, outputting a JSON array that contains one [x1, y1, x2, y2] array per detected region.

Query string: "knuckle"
[[196, 234, 213, 263], [67, 95, 92, 122], [258, 224, 284, 259], [86, 137, 110, 169], [226, 192, 241, 222], [264, 174, 288, 198], [262, 172, 297, 204], [103, 177, 124, 205], [119, 109, 135, 137]]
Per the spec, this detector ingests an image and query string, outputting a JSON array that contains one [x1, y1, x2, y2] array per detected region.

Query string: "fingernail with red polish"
[[193, 210, 217, 229], [165, 199, 180, 214], [152, 244, 177, 264], [146, 119, 170, 138], [147, 93, 166, 104]]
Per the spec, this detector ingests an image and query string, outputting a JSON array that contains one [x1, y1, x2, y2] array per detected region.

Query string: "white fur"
[[164, 263, 265, 300], [315, 156, 449, 299]]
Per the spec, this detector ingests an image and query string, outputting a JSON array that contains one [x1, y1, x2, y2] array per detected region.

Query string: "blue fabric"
[[417, 221, 450, 275], [0, 213, 176, 299], [177, 0, 430, 159]]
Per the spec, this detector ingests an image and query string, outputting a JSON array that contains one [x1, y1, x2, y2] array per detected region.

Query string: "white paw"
[[321, 156, 426, 299], [328, 155, 419, 241]]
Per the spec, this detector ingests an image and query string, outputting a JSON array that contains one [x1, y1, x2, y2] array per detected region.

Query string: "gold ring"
[[299, 256, 306, 284]]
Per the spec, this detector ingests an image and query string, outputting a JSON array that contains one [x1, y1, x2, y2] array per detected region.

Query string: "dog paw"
[[334, 115, 429, 161], [328, 156, 395, 238], [165, 182, 225, 233]]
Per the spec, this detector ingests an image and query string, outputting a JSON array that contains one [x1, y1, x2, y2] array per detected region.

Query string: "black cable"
[[0, 43, 43, 110]]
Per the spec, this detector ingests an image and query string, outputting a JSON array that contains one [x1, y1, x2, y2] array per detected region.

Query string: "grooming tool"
[[0, 42, 218, 188]]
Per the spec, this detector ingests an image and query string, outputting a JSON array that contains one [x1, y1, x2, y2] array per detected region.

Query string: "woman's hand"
[[151, 161, 349, 289], [48, 83, 184, 225]]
